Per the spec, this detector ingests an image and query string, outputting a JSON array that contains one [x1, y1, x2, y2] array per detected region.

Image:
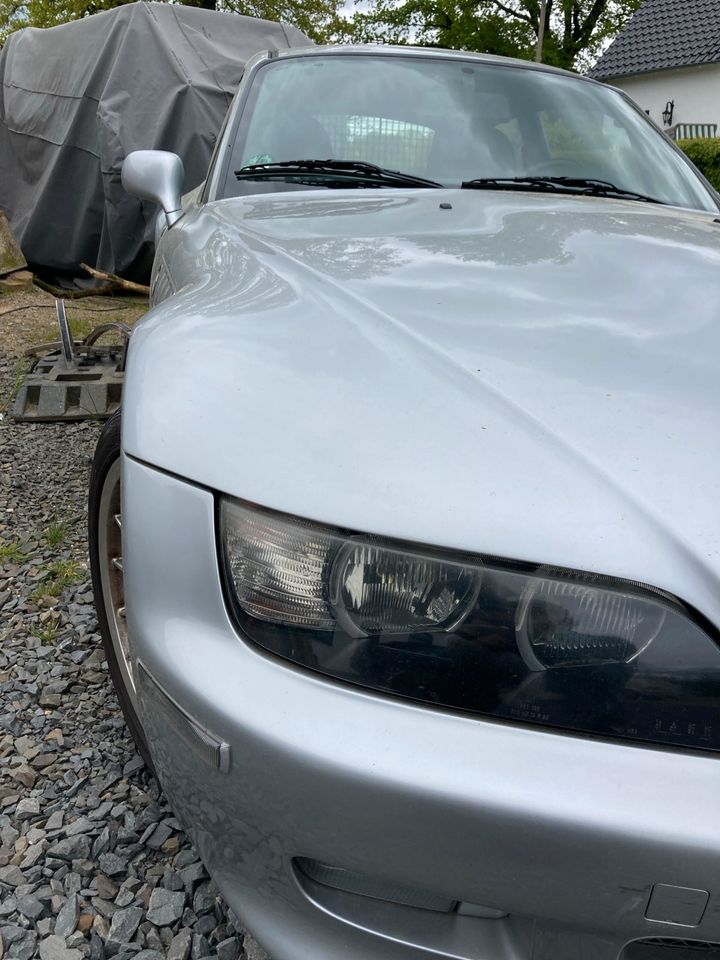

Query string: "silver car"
[[88, 45, 720, 960]]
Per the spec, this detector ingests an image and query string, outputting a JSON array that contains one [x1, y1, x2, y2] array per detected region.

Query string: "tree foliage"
[[341, 0, 644, 71], [223, 0, 343, 41], [0, 0, 343, 45]]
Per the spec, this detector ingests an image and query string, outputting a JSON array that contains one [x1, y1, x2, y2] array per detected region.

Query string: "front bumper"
[[122, 455, 720, 960]]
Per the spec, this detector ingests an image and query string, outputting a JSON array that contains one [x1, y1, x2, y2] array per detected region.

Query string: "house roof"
[[589, 0, 720, 80]]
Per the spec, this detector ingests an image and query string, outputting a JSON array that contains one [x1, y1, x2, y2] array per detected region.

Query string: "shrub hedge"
[[677, 138, 720, 192]]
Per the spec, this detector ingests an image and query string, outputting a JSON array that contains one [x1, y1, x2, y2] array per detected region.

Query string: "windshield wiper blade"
[[461, 176, 663, 205], [235, 159, 443, 189], [532, 176, 663, 204]]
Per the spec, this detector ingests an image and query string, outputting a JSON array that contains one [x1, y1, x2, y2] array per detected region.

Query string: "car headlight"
[[220, 497, 720, 753]]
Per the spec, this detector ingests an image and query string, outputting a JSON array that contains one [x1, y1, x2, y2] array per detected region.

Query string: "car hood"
[[124, 190, 720, 623]]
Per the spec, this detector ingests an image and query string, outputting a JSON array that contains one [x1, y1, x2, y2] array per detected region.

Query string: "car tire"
[[88, 410, 153, 770]]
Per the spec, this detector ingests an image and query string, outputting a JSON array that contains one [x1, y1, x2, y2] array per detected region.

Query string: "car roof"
[[268, 43, 588, 82]]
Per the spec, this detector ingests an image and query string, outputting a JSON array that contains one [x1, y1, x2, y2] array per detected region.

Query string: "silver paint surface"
[[121, 150, 185, 227], [123, 456, 720, 960], [126, 188, 720, 623], [119, 45, 720, 960]]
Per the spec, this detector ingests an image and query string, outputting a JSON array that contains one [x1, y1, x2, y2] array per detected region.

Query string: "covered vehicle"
[[90, 45, 720, 960], [0, 1, 308, 281]]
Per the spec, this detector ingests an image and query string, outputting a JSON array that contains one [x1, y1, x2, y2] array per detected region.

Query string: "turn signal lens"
[[222, 500, 336, 629]]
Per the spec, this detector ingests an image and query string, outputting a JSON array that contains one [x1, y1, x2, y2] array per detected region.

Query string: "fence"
[[671, 123, 718, 140]]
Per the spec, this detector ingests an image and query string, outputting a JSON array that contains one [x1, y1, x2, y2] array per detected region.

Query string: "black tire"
[[88, 410, 153, 770]]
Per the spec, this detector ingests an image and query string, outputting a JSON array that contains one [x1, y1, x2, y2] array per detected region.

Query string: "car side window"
[[202, 79, 242, 202]]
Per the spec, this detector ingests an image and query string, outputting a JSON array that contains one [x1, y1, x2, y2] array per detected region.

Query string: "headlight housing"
[[220, 498, 720, 753]]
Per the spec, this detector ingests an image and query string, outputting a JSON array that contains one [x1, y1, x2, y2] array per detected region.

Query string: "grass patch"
[[39, 313, 94, 344], [0, 539, 27, 565], [30, 558, 84, 601], [38, 312, 133, 346], [36, 616, 62, 643], [43, 516, 70, 547]]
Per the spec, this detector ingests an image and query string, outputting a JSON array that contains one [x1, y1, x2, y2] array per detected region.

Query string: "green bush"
[[677, 138, 720, 192]]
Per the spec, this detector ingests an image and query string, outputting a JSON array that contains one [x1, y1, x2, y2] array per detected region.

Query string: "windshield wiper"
[[235, 159, 443, 190], [461, 176, 663, 205]]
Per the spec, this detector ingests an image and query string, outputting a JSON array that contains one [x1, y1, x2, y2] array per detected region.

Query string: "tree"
[[341, 0, 644, 71], [0, 0, 343, 45], [223, 0, 344, 41]]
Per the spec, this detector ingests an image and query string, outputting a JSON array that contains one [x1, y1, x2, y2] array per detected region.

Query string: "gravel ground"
[[0, 300, 270, 960]]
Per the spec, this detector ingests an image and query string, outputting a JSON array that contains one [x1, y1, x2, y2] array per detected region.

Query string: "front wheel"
[[88, 411, 152, 768]]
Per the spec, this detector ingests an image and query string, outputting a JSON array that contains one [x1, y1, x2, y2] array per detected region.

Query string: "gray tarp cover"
[[0, 2, 308, 281]]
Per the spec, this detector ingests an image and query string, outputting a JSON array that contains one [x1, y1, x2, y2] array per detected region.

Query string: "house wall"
[[608, 63, 720, 131]]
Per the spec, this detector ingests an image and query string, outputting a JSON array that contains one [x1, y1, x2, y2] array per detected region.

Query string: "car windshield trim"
[[461, 176, 664, 205], [234, 159, 443, 190]]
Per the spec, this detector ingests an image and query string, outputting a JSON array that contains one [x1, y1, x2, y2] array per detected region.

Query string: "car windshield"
[[220, 53, 717, 212]]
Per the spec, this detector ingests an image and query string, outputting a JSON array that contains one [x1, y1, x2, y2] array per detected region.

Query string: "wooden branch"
[[490, 0, 534, 25], [570, 0, 604, 49], [80, 263, 150, 295], [0, 304, 57, 318], [563, 0, 572, 53], [34, 278, 119, 299]]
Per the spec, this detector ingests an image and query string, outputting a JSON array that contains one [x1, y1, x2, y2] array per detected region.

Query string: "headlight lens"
[[515, 578, 665, 670], [332, 541, 481, 636], [223, 501, 482, 635], [221, 498, 720, 753]]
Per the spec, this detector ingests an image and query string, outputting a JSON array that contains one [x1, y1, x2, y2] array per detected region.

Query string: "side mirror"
[[122, 150, 185, 228]]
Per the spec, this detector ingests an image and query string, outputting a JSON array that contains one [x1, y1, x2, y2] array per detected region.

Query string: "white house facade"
[[589, 0, 720, 138], [612, 63, 720, 131]]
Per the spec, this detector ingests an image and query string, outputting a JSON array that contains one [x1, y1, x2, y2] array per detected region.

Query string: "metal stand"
[[13, 299, 131, 422]]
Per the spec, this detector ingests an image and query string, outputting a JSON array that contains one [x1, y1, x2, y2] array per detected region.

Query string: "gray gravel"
[[0, 355, 270, 960]]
